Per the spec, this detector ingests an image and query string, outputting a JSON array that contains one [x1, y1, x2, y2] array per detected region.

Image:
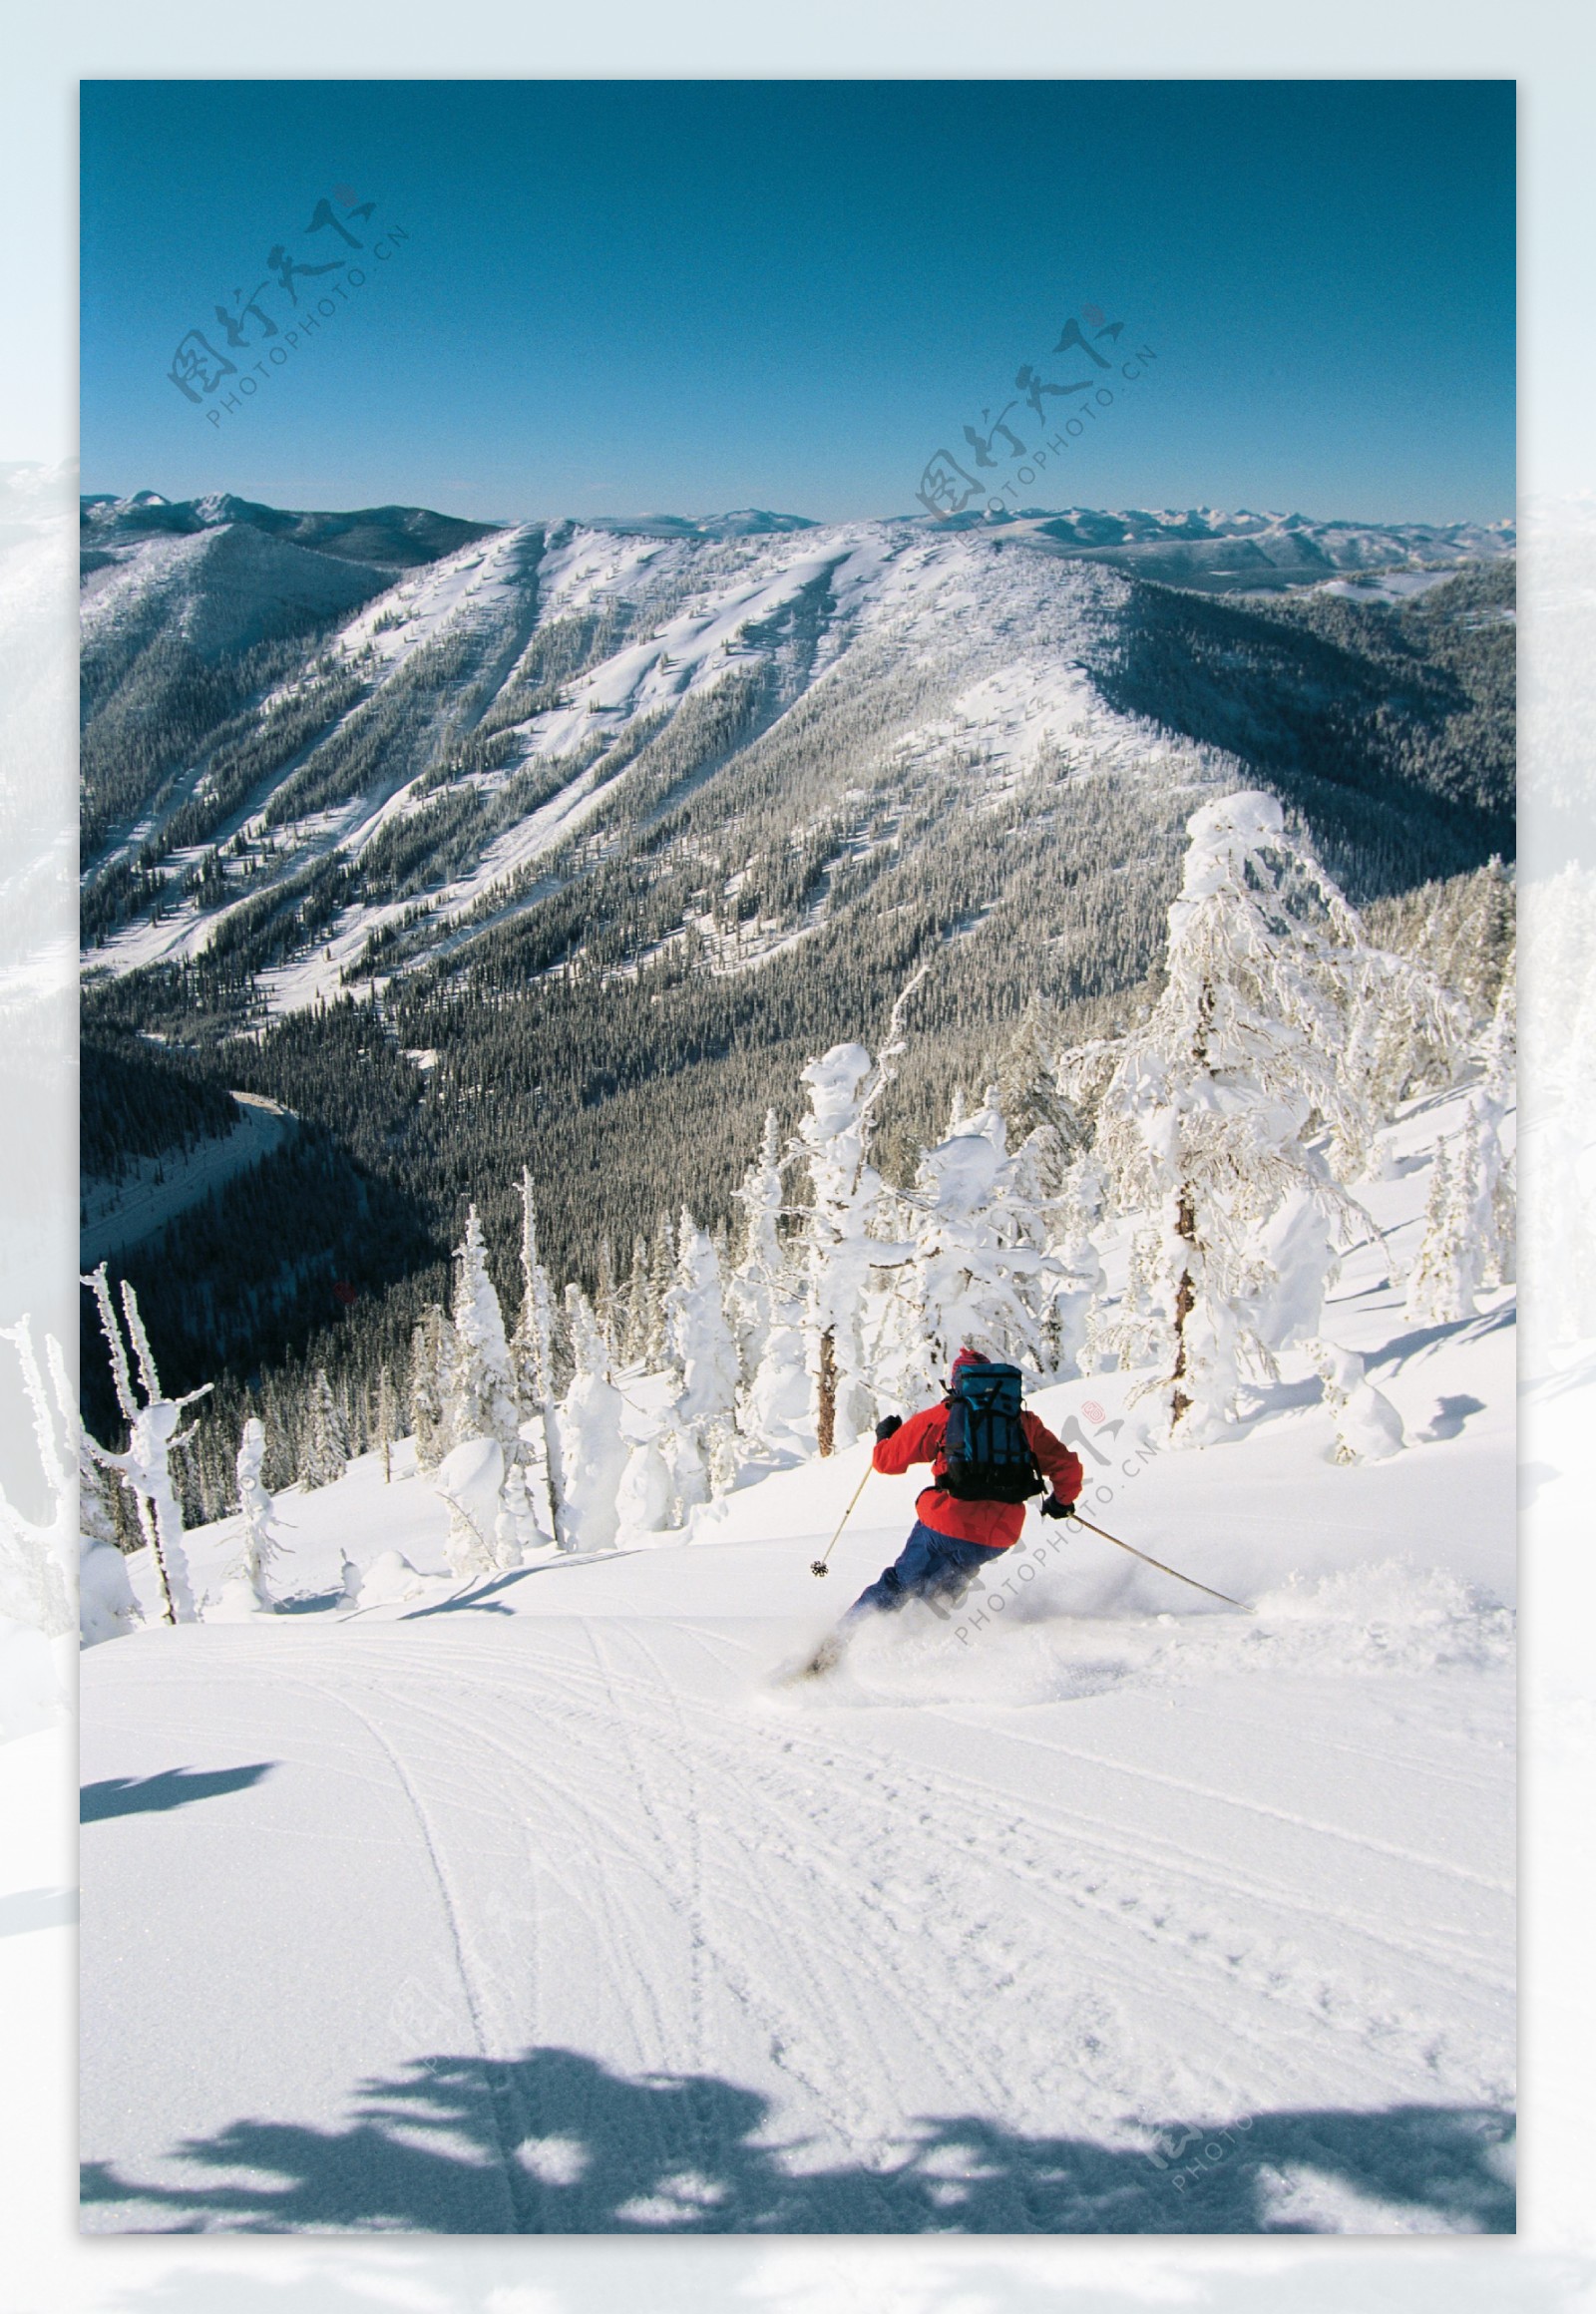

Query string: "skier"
[[809, 1349, 1083, 1669]]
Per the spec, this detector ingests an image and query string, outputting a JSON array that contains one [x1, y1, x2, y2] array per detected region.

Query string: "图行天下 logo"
[[915, 307, 1158, 520], [167, 189, 411, 426]]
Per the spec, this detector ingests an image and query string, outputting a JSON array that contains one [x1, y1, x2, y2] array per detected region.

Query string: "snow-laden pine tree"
[[996, 993, 1085, 1189], [1088, 793, 1370, 1441], [511, 1169, 562, 1548], [1082, 1227, 1168, 1377], [1029, 1150, 1109, 1379], [1404, 1120, 1496, 1329], [594, 1238, 622, 1359], [619, 1235, 652, 1369], [224, 1416, 283, 1612], [1471, 945, 1516, 1292], [408, 1306, 450, 1473], [877, 1093, 1050, 1406], [80, 1266, 209, 1624], [728, 1110, 809, 1459], [797, 1042, 885, 1454], [299, 1368, 349, 1490], [446, 1203, 535, 1565], [449, 1207, 521, 1452], [796, 958, 932, 1454], [644, 1218, 675, 1373], [660, 1210, 741, 1515], [1332, 944, 1470, 1181], [554, 1286, 628, 1553], [373, 1366, 399, 1483]]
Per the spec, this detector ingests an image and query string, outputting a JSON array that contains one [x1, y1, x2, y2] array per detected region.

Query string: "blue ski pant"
[[848, 1519, 1006, 1621]]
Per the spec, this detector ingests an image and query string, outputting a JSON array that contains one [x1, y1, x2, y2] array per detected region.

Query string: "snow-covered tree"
[[595, 1237, 622, 1357], [299, 1368, 350, 1491], [448, 1202, 537, 1557], [433, 1436, 509, 1578], [797, 1041, 886, 1453], [877, 1093, 1049, 1406], [615, 1435, 673, 1545], [81, 1265, 208, 1624], [660, 1210, 741, 1513], [408, 1306, 450, 1472], [1472, 946, 1516, 1292], [795, 958, 933, 1453], [1088, 793, 1370, 1441], [644, 1218, 675, 1372], [1082, 1227, 1167, 1377], [619, 1235, 652, 1368], [373, 1366, 399, 1483], [225, 1416, 283, 1612], [512, 1169, 563, 1547], [728, 1111, 810, 1459], [1031, 1151, 1109, 1379], [996, 993, 1085, 1190], [1404, 1121, 1495, 1329], [554, 1286, 628, 1553], [1332, 944, 1470, 1180]]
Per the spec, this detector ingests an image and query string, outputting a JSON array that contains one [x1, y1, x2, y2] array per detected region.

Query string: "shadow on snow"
[[80, 2044, 1515, 2235], [80, 1764, 277, 1822]]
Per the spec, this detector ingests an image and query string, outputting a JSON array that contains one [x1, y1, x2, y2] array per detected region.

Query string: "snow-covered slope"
[[79, 1088, 1514, 2235], [81, 502, 1514, 1023]]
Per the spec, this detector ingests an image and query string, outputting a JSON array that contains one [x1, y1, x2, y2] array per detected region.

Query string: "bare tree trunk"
[[816, 1326, 838, 1458]]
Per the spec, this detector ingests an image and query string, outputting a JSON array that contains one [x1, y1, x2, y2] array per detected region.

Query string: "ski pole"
[[811, 1462, 872, 1577], [1064, 1510, 1251, 1612]]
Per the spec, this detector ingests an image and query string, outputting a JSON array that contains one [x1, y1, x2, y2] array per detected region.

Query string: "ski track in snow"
[[77, 1093, 1514, 2235], [80, 1596, 1512, 2231]]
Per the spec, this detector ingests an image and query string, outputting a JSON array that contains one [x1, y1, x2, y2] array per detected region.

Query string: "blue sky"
[[80, 79, 1515, 525]]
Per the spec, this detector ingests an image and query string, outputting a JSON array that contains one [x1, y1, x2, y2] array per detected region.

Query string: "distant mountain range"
[[79, 490, 1514, 1462]]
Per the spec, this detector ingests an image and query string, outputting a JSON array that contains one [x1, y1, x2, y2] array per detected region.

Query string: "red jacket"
[[871, 1402, 1084, 1549]]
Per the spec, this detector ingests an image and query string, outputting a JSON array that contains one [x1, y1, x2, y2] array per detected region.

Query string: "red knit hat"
[[949, 1346, 982, 1383]]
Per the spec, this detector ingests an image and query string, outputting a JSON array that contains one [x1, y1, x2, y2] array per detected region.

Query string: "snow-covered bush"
[[728, 1111, 808, 1459], [615, 1436, 673, 1545], [433, 1435, 509, 1578], [1311, 1341, 1405, 1464]]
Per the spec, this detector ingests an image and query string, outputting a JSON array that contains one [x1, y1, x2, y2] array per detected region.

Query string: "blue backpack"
[[941, 1361, 1043, 1504]]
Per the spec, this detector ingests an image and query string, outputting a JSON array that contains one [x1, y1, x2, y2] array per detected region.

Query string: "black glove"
[[874, 1413, 903, 1441], [1040, 1493, 1077, 1520]]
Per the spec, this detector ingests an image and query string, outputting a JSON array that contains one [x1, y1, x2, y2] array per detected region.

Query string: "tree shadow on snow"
[[79, 2044, 1515, 2235], [80, 1764, 276, 1822], [1419, 1393, 1487, 1442], [1365, 1304, 1514, 1376]]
